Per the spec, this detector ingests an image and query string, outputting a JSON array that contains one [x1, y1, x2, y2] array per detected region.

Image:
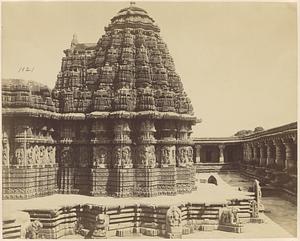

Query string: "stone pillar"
[[248, 143, 253, 163], [219, 144, 225, 163], [283, 138, 294, 172], [274, 139, 284, 170], [259, 143, 264, 166], [266, 141, 272, 167], [259, 142, 267, 167], [195, 144, 201, 163], [253, 143, 258, 165]]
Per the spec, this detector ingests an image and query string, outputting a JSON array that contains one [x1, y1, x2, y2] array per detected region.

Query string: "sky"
[[1, 1, 297, 137]]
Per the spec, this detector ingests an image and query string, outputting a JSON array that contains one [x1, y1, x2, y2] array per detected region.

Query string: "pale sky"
[[2, 2, 297, 137]]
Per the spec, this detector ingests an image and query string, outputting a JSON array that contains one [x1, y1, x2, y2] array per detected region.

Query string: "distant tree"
[[254, 127, 264, 132], [234, 130, 253, 136]]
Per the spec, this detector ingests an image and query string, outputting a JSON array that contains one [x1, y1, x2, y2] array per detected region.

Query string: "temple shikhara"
[[2, 3, 298, 239]]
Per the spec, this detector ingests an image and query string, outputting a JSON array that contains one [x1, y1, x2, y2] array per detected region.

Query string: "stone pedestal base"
[[199, 224, 218, 231], [250, 218, 264, 224], [218, 224, 244, 233], [140, 227, 159, 236]]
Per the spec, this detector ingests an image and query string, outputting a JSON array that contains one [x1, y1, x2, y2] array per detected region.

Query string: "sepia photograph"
[[1, 1, 298, 239]]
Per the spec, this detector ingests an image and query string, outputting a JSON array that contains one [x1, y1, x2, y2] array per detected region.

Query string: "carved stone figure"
[[166, 206, 182, 238], [177, 146, 188, 167], [219, 207, 239, 225], [161, 146, 175, 166], [39, 146, 46, 164], [138, 145, 156, 168], [253, 179, 264, 211], [33, 145, 40, 164], [47, 146, 56, 164], [113, 146, 132, 168], [2, 141, 9, 166], [93, 147, 108, 168], [25, 220, 43, 239], [27, 146, 33, 165], [15, 147, 24, 165], [122, 146, 132, 167], [187, 146, 193, 165], [91, 214, 109, 238]]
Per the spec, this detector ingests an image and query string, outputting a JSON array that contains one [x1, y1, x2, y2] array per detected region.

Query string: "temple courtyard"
[[3, 172, 296, 239]]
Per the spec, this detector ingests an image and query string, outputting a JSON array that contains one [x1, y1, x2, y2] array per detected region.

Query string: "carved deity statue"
[[161, 146, 175, 166], [91, 214, 109, 238], [177, 147, 188, 167], [39, 146, 46, 164], [33, 145, 40, 164], [166, 206, 182, 238], [93, 147, 108, 168], [138, 145, 156, 168], [15, 147, 24, 165], [114, 146, 132, 168], [187, 146, 193, 165]]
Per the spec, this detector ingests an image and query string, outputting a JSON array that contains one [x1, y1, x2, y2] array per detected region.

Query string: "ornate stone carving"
[[25, 220, 43, 239], [91, 214, 109, 238], [166, 206, 182, 238], [113, 146, 132, 168], [187, 146, 193, 165], [47, 146, 56, 164], [137, 145, 156, 168], [39, 145, 46, 164], [219, 207, 240, 225], [161, 145, 176, 167], [27, 146, 33, 165], [33, 145, 40, 164], [93, 146, 109, 168], [15, 147, 25, 165], [177, 146, 188, 167], [2, 141, 10, 166]]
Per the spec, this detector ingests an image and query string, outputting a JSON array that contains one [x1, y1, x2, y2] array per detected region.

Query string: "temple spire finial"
[[71, 33, 78, 48]]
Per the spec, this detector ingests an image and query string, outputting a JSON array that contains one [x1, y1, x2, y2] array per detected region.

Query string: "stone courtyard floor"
[[219, 172, 298, 237]]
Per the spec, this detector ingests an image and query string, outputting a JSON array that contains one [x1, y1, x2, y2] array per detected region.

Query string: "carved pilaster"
[[195, 144, 201, 163], [112, 120, 132, 168], [219, 144, 225, 163]]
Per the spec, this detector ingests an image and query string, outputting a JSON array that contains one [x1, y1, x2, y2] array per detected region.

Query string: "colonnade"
[[243, 135, 297, 173]]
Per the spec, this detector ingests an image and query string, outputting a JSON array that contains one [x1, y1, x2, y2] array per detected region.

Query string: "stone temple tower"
[[2, 3, 199, 198]]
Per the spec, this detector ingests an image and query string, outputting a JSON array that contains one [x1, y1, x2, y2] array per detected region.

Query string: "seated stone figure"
[[91, 214, 109, 238], [25, 220, 43, 239]]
